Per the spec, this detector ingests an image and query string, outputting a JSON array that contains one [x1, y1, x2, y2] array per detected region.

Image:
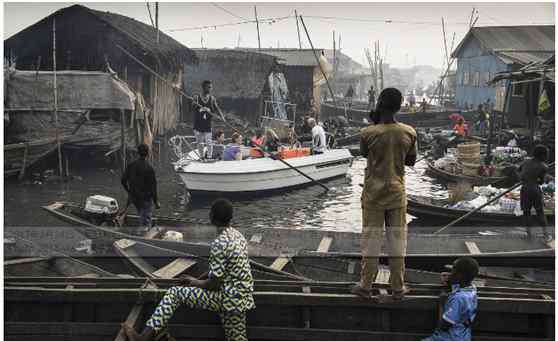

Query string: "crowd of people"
[[118, 82, 551, 341]]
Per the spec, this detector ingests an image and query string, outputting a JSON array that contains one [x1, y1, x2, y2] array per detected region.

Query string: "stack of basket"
[[457, 143, 481, 176]]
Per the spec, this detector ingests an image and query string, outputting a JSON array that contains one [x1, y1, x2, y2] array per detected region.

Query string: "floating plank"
[[114, 239, 136, 250], [465, 241, 481, 255], [316, 236, 333, 253], [375, 269, 391, 285], [152, 258, 197, 279], [270, 257, 290, 271]]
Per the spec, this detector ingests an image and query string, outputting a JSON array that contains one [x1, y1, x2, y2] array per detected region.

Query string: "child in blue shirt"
[[422, 257, 479, 341]]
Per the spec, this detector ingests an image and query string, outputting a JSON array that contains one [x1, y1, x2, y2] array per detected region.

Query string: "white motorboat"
[[174, 148, 353, 194]]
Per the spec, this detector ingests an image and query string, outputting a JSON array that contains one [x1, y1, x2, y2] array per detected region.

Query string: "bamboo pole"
[[53, 16, 63, 178], [121, 109, 127, 174], [254, 6, 261, 50], [295, 10, 302, 49], [155, 2, 159, 44], [299, 16, 340, 121]]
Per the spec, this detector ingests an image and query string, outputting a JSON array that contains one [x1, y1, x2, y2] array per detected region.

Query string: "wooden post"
[[254, 6, 261, 50], [65, 154, 70, 178], [485, 110, 495, 164], [18, 143, 28, 181], [53, 16, 63, 178], [121, 110, 126, 174], [295, 10, 302, 49]]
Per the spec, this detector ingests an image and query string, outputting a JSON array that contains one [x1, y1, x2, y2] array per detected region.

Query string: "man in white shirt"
[[308, 118, 327, 155]]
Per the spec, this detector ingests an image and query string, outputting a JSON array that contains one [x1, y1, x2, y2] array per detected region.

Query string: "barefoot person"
[[122, 199, 255, 341], [352, 88, 417, 301]]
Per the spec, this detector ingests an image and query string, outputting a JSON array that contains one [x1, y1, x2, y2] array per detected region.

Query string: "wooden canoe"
[[408, 194, 555, 226], [426, 161, 509, 186], [4, 280, 554, 341], [43, 202, 555, 272]]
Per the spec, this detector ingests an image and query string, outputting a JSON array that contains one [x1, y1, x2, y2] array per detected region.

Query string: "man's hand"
[[200, 107, 210, 113], [154, 201, 161, 209]]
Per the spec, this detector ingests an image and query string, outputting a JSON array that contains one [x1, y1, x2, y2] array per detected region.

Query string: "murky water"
[[4, 149, 445, 232]]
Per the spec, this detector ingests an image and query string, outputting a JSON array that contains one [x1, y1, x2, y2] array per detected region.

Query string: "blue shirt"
[[423, 285, 477, 341], [223, 144, 241, 161]]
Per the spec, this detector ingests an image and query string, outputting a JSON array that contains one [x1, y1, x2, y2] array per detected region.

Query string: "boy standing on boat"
[[353, 87, 417, 301], [422, 257, 479, 341], [121, 144, 160, 229], [122, 199, 255, 341], [192, 80, 225, 159], [518, 145, 551, 241]]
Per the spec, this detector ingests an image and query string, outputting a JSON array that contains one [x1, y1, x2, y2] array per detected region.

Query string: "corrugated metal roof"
[[496, 51, 555, 65], [451, 25, 555, 65], [237, 48, 323, 67]]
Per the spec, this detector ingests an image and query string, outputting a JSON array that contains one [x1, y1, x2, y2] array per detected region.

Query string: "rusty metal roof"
[[238, 48, 323, 67], [452, 25, 555, 65]]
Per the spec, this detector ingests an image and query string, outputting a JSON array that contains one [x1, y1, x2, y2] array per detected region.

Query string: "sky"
[[3, 2, 555, 68]]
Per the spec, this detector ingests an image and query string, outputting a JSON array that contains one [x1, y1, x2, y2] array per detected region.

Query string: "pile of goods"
[[447, 183, 555, 215], [277, 146, 311, 159], [433, 143, 528, 177]]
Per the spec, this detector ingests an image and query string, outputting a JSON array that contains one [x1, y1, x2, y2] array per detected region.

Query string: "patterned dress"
[[145, 227, 255, 341]]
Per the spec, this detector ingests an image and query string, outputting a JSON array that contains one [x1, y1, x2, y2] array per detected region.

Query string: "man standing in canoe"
[[353, 88, 417, 301], [121, 144, 160, 229], [192, 80, 226, 159], [122, 199, 255, 341]]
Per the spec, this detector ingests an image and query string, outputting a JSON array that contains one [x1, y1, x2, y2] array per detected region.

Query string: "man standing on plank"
[[352, 88, 417, 301]]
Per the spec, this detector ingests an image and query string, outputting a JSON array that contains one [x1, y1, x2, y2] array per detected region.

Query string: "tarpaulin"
[[5, 70, 135, 111]]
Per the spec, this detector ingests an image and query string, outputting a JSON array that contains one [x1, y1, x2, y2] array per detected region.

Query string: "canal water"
[[4, 150, 446, 232]]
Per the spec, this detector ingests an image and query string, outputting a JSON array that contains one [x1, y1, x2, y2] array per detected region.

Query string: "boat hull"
[[176, 149, 353, 194]]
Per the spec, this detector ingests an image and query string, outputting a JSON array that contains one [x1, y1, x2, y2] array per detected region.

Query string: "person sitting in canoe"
[[122, 199, 255, 341], [518, 144, 551, 241], [210, 129, 226, 160], [422, 257, 479, 341], [223, 133, 243, 161], [353, 87, 417, 302]]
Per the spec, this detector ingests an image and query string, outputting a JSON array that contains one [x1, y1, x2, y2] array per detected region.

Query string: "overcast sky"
[[3, 2, 555, 68]]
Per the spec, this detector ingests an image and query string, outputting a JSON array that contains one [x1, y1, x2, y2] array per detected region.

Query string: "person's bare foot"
[[121, 323, 151, 341], [350, 284, 372, 299]]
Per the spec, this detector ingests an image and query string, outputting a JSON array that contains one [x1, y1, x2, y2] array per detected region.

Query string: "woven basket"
[[461, 162, 480, 176], [458, 143, 481, 155], [458, 155, 481, 164]]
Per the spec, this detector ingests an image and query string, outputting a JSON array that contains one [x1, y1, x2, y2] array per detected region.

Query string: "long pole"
[[295, 10, 302, 49], [434, 163, 555, 234], [299, 16, 340, 121], [155, 2, 159, 44], [53, 17, 63, 178], [254, 6, 261, 50], [116, 44, 330, 192]]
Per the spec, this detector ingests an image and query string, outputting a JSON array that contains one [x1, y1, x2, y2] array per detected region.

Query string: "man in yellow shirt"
[[353, 88, 417, 301]]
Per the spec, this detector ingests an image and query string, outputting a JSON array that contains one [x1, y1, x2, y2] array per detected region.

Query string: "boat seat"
[[270, 256, 290, 271], [316, 236, 333, 253], [153, 258, 197, 279]]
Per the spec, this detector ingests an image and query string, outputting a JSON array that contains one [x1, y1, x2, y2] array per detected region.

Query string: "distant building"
[[238, 48, 331, 117], [451, 25, 554, 113], [4, 4, 197, 136]]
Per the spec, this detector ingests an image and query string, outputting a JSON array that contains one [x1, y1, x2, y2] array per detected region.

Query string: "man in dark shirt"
[[193, 80, 225, 159], [121, 144, 160, 229], [518, 145, 550, 240]]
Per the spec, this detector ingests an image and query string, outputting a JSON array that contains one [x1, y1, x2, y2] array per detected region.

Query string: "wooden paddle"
[[434, 162, 555, 234]]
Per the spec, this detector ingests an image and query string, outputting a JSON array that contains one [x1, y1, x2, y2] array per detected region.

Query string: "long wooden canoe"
[[4, 280, 554, 341], [426, 161, 509, 186], [43, 202, 555, 271], [408, 194, 555, 226]]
